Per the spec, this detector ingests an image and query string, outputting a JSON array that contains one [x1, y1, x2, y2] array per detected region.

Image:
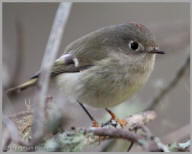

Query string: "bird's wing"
[[31, 53, 93, 79], [32, 30, 109, 79], [7, 53, 93, 94]]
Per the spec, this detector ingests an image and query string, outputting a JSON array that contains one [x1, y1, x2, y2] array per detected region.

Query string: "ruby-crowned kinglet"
[[7, 22, 164, 108]]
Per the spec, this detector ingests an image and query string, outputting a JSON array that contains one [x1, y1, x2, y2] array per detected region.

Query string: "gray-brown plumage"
[[7, 22, 164, 108]]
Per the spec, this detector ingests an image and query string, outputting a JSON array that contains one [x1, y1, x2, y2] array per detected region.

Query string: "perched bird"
[[7, 22, 164, 126]]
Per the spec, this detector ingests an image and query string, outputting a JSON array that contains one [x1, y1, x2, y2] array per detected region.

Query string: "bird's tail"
[[6, 78, 38, 94]]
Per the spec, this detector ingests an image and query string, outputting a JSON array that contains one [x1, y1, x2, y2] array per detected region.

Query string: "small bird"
[[7, 22, 164, 126]]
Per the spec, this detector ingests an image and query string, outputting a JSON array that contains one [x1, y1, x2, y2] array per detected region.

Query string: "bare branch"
[[4, 110, 157, 152], [30, 2, 72, 144], [86, 127, 161, 152], [89, 127, 144, 143], [39, 110, 159, 152]]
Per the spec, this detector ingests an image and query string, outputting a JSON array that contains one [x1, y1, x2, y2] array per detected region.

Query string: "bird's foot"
[[105, 108, 128, 128], [116, 119, 128, 128], [78, 102, 103, 142], [92, 120, 99, 127], [91, 120, 103, 143]]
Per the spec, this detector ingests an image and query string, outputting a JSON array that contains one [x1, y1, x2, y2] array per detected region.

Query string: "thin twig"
[[127, 141, 134, 152], [88, 127, 161, 152], [89, 127, 143, 143], [127, 127, 137, 152], [145, 55, 190, 111], [30, 2, 72, 145]]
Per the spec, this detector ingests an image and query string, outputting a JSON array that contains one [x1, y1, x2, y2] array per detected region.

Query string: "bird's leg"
[[105, 108, 128, 128], [78, 102, 99, 127], [78, 102, 103, 143]]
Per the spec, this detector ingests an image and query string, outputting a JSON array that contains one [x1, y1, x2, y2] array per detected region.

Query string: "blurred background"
[[3, 2, 190, 152]]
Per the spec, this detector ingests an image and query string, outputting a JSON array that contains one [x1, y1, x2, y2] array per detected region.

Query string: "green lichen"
[[41, 130, 97, 152]]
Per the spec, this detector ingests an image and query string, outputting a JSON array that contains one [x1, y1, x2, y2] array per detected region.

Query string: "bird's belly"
[[78, 78, 144, 108], [55, 67, 149, 108], [79, 71, 148, 108]]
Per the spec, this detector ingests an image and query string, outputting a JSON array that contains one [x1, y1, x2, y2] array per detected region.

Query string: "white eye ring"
[[128, 40, 143, 52]]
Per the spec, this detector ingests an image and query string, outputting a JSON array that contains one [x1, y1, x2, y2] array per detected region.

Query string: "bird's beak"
[[149, 49, 165, 54]]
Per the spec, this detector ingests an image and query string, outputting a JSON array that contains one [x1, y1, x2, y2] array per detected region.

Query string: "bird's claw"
[[92, 120, 99, 127], [105, 108, 128, 128]]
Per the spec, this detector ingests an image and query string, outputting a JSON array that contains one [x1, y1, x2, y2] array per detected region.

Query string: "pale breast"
[[55, 54, 155, 108], [78, 61, 154, 107]]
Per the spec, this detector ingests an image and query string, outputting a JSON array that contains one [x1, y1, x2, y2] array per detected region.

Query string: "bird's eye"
[[128, 40, 140, 51]]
